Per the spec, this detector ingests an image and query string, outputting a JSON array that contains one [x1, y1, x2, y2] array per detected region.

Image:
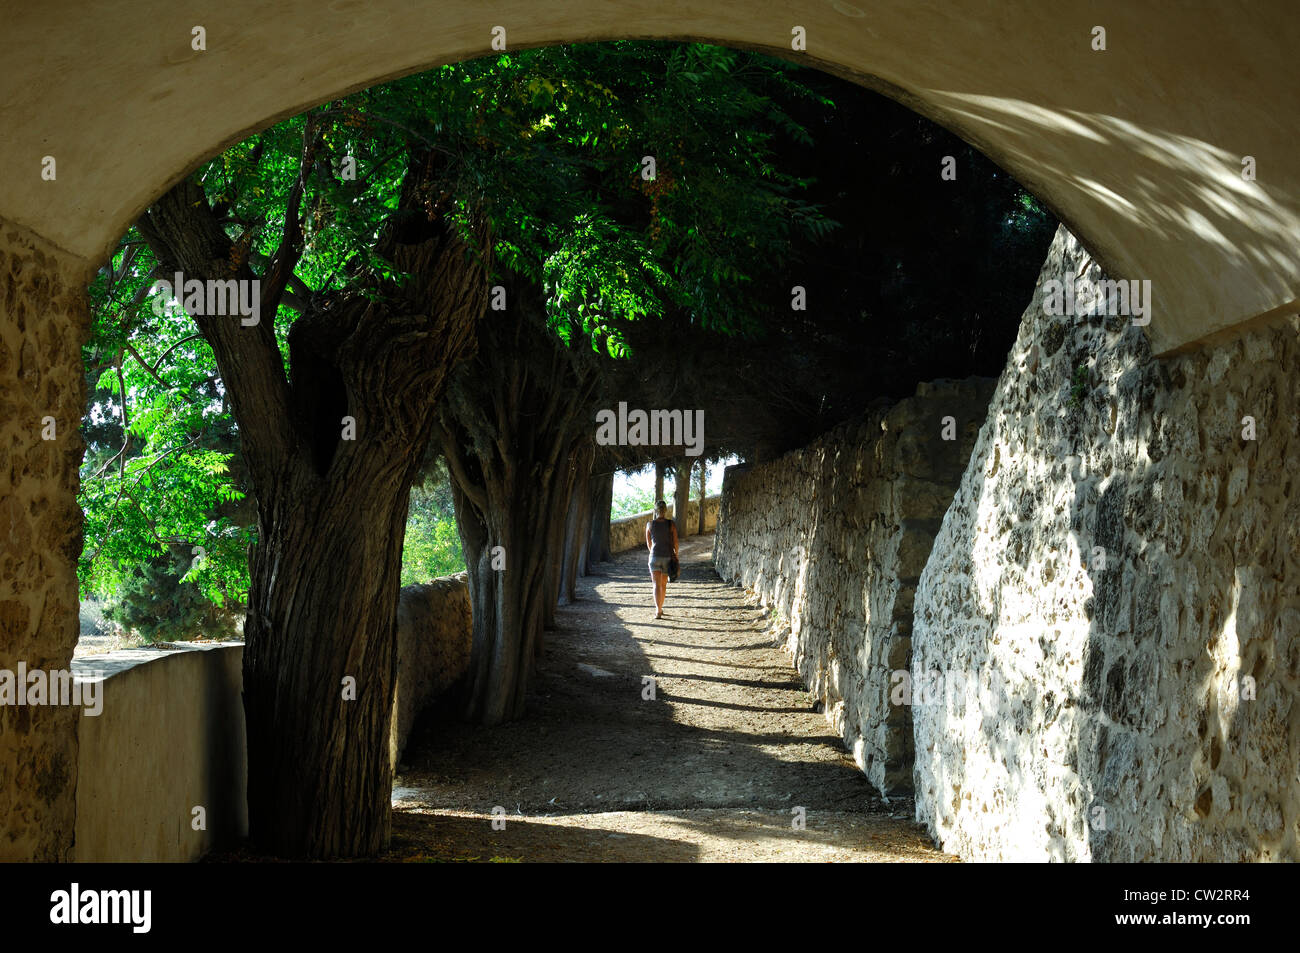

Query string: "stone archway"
[[1, 0, 1296, 860]]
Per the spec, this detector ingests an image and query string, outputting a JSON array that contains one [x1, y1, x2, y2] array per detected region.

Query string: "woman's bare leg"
[[652, 571, 666, 615]]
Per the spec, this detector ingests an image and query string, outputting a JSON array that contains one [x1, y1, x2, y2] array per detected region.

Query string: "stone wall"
[[713, 379, 994, 795], [390, 573, 472, 767], [73, 645, 246, 862], [68, 575, 470, 861], [0, 222, 89, 861], [609, 495, 720, 554], [913, 226, 1300, 860]]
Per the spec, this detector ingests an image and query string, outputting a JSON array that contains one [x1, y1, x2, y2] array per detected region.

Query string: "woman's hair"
[[654, 500, 668, 517]]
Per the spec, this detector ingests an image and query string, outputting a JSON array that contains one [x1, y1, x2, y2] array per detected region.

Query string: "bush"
[[611, 482, 658, 519], [401, 513, 465, 585], [102, 547, 242, 643], [401, 461, 466, 585]]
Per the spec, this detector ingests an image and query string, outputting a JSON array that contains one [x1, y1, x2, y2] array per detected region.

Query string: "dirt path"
[[389, 532, 953, 862]]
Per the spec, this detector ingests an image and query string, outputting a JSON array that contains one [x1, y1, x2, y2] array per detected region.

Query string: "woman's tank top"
[[648, 518, 675, 557]]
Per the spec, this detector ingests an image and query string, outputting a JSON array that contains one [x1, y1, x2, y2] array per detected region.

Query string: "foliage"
[[195, 41, 830, 352], [101, 548, 243, 643], [80, 41, 831, 637], [80, 235, 253, 609], [611, 482, 660, 520], [401, 461, 466, 585], [79, 39, 1057, 640]]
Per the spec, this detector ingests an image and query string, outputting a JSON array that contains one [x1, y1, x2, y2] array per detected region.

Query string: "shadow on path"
[[391, 532, 953, 862]]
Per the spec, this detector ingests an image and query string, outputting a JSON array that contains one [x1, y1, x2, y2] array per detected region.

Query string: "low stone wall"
[[390, 573, 472, 766], [609, 495, 721, 554], [913, 225, 1300, 860], [71, 574, 472, 861], [713, 379, 994, 795], [72, 644, 246, 862]]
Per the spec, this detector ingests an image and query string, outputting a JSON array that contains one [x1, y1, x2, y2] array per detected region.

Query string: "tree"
[[558, 438, 597, 605], [401, 457, 466, 585], [673, 457, 692, 538], [697, 458, 707, 535], [138, 155, 488, 856], [587, 469, 616, 564], [436, 284, 599, 723], [103, 548, 242, 643], [433, 43, 833, 724], [80, 238, 254, 628]]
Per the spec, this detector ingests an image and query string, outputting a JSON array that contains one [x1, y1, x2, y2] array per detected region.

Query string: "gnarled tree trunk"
[[697, 458, 707, 534], [139, 162, 487, 856], [437, 285, 597, 724], [559, 439, 595, 603]]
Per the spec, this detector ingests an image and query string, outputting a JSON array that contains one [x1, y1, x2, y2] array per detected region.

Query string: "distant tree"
[[80, 246, 254, 625], [611, 481, 658, 519], [400, 459, 466, 585], [103, 548, 242, 643]]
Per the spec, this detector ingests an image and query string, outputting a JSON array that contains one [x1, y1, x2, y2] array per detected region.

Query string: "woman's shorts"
[[648, 555, 673, 575]]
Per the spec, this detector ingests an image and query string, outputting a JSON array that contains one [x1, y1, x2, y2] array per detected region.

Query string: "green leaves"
[[81, 237, 251, 608], [543, 212, 674, 352], [401, 468, 465, 585], [82, 40, 834, 637], [346, 40, 833, 344]]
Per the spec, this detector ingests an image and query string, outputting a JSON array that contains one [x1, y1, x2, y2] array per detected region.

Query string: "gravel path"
[[389, 532, 953, 862]]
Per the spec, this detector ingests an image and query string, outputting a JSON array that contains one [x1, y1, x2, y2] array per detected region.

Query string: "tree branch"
[[433, 419, 489, 512], [149, 333, 204, 373], [262, 115, 326, 318], [137, 178, 298, 486]]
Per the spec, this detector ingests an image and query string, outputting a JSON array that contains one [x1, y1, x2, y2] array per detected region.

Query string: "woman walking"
[[645, 500, 679, 619]]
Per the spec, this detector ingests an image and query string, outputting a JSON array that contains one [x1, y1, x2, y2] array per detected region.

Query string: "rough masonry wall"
[[0, 223, 89, 861], [713, 379, 993, 795], [390, 573, 472, 767], [914, 226, 1300, 861]]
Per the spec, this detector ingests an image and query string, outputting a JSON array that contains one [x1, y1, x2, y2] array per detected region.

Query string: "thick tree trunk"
[[438, 287, 597, 724], [542, 444, 581, 632], [654, 461, 664, 505], [447, 425, 578, 722], [575, 468, 594, 578], [449, 470, 550, 724], [139, 166, 487, 857], [241, 450, 413, 856], [587, 471, 614, 566], [674, 456, 692, 538], [559, 440, 595, 602], [697, 459, 707, 534]]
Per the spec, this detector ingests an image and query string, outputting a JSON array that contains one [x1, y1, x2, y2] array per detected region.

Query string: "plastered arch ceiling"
[[1, 1, 1296, 354]]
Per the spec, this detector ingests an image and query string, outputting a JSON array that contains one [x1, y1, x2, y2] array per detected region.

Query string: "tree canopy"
[[78, 38, 1058, 856], [81, 39, 1053, 643], [81, 41, 834, 622]]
